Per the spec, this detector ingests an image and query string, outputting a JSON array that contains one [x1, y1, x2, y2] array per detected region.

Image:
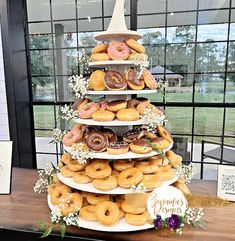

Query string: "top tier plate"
[[94, 31, 142, 42], [89, 60, 134, 67]]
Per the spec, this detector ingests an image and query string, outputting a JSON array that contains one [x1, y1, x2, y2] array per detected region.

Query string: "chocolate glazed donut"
[[104, 71, 127, 90], [102, 128, 117, 142], [85, 131, 108, 152], [126, 68, 143, 86]]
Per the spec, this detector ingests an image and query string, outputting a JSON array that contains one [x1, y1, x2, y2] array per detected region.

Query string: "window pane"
[[104, 0, 130, 16], [30, 50, 54, 76], [168, 0, 197, 12], [224, 137, 235, 145], [194, 108, 223, 135], [165, 107, 193, 135], [27, 0, 50, 21], [138, 0, 166, 14], [77, 0, 102, 18], [226, 74, 235, 103], [137, 92, 163, 103], [194, 73, 224, 103], [166, 43, 195, 73], [33, 106, 55, 129], [225, 108, 235, 136], [197, 24, 228, 41], [78, 19, 102, 32], [32, 77, 55, 101], [36, 153, 57, 169], [35, 130, 57, 153], [51, 0, 76, 20], [167, 12, 196, 27], [230, 23, 235, 40], [196, 42, 227, 72], [198, 10, 229, 24], [167, 26, 196, 43], [138, 15, 165, 28], [78, 32, 99, 47], [199, 0, 229, 9]]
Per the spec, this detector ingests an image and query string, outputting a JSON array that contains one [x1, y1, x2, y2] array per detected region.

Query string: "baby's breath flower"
[[50, 206, 62, 224], [131, 183, 147, 192], [132, 58, 149, 79], [78, 49, 91, 75], [175, 163, 195, 183], [50, 128, 67, 144], [63, 213, 79, 226], [60, 104, 78, 120], [33, 178, 49, 193], [70, 145, 92, 164], [185, 207, 204, 225], [69, 74, 89, 99], [157, 79, 168, 90]]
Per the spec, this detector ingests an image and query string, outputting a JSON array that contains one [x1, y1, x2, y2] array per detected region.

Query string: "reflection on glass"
[[51, 0, 76, 20], [199, 0, 229, 9], [230, 23, 235, 40], [139, 28, 165, 44], [198, 10, 229, 24], [228, 42, 235, 72], [167, 12, 196, 27], [33, 106, 55, 129], [166, 43, 195, 73], [30, 50, 54, 76], [168, 0, 197, 12], [194, 108, 223, 135], [138, 15, 165, 28], [196, 42, 227, 72], [78, 32, 98, 47], [32, 77, 55, 101], [77, 0, 102, 18], [138, 0, 166, 14], [26, 0, 50, 21], [194, 74, 224, 103], [167, 26, 196, 43]]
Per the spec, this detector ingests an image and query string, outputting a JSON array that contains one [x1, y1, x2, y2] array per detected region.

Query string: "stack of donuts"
[[72, 97, 161, 122], [63, 123, 173, 155], [57, 151, 183, 191], [91, 39, 147, 62], [89, 67, 157, 91]]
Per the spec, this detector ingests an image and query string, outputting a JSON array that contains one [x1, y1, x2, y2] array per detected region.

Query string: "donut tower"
[[47, 0, 189, 232]]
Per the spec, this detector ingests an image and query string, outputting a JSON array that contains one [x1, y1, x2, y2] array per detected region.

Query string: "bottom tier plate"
[[47, 195, 154, 232], [57, 172, 179, 195]]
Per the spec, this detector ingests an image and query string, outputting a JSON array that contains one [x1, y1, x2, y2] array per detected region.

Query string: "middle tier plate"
[[73, 117, 142, 126], [63, 143, 173, 160], [57, 172, 178, 195]]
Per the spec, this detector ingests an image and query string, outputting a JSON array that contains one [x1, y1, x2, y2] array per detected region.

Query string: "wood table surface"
[[0, 168, 235, 241]]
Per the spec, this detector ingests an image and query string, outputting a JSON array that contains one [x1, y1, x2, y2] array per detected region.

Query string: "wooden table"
[[0, 168, 235, 241]]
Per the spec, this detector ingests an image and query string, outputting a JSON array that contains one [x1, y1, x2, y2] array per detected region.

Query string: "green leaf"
[[197, 220, 207, 230], [36, 220, 47, 230], [40, 226, 53, 238], [60, 223, 66, 238], [191, 221, 196, 228]]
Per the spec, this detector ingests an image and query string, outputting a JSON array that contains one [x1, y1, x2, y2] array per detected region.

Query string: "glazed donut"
[[141, 174, 163, 189], [121, 201, 146, 214], [82, 198, 90, 207], [136, 101, 162, 115], [104, 71, 127, 91], [93, 176, 118, 191], [128, 53, 148, 62], [108, 41, 130, 60], [157, 125, 173, 143], [123, 128, 145, 143], [91, 53, 110, 61], [87, 193, 109, 205], [151, 137, 171, 151], [112, 169, 120, 178], [107, 141, 129, 155], [125, 39, 145, 53], [85, 159, 111, 179], [142, 69, 158, 90], [129, 139, 152, 154], [89, 70, 106, 91], [98, 99, 108, 111], [59, 193, 83, 216], [126, 68, 145, 90], [73, 171, 92, 184], [135, 159, 159, 174], [158, 168, 175, 181], [103, 128, 117, 142], [116, 108, 140, 121], [113, 160, 134, 171], [60, 153, 73, 165], [79, 102, 100, 119], [115, 195, 125, 204], [48, 183, 58, 195], [127, 99, 140, 109], [143, 128, 158, 139], [72, 98, 90, 112], [165, 150, 182, 168], [173, 181, 191, 195], [92, 43, 108, 54], [60, 166, 75, 178], [125, 211, 148, 226], [118, 167, 143, 188], [85, 132, 108, 152], [95, 201, 120, 226], [158, 164, 172, 172], [80, 205, 97, 221], [51, 185, 71, 205], [107, 100, 127, 112], [148, 155, 169, 166], [67, 160, 88, 172], [119, 209, 126, 219], [92, 110, 115, 122], [63, 128, 83, 147]]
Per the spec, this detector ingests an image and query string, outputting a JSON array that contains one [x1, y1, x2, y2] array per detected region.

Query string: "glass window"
[[27, 0, 50, 21], [226, 74, 235, 103], [224, 137, 235, 146], [225, 108, 235, 137], [229, 23, 235, 40], [51, 0, 76, 20], [33, 106, 55, 129], [168, 0, 197, 12], [138, 0, 166, 14], [104, 0, 130, 16], [198, 10, 229, 24], [78, 19, 103, 32], [196, 42, 227, 72], [36, 154, 58, 169], [35, 130, 57, 153], [139, 28, 165, 44], [167, 26, 196, 43], [167, 12, 196, 27], [77, 0, 102, 18], [138, 15, 165, 28], [199, 0, 229, 9]]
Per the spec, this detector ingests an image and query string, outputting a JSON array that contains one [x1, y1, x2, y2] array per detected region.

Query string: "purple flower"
[[167, 214, 181, 229], [154, 216, 162, 229]]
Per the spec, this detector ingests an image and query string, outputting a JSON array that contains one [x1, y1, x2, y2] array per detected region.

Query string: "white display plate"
[[87, 89, 157, 95], [63, 143, 173, 160], [72, 118, 143, 126], [57, 172, 178, 195], [94, 31, 143, 41], [47, 195, 154, 232], [89, 60, 134, 66]]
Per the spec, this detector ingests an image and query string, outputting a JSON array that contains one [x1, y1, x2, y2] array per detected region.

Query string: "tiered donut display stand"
[[47, 0, 185, 232]]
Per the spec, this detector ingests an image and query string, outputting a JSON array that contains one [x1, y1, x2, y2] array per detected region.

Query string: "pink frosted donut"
[[79, 102, 100, 119], [99, 100, 108, 111], [108, 41, 130, 60], [63, 128, 83, 147]]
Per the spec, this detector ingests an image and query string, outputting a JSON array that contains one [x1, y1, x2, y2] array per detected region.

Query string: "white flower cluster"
[[141, 108, 167, 131], [63, 213, 79, 226], [60, 104, 78, 120], [51, 128, 67, 144], [71, 145, 92, 164], [131, 183, 147, 193], [133, 59, 149, 79], [78, 49, 91, 75], [175, 227, 183, 235], [51, 206, 62, 224], [185, 208, 204, 224], [157, 79, 168, 91], [68, 75, 89, 99], [175, 163, 195, 183]]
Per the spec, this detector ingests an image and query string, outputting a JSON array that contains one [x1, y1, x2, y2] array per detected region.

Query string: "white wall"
[[0, 25, 10, 141]]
